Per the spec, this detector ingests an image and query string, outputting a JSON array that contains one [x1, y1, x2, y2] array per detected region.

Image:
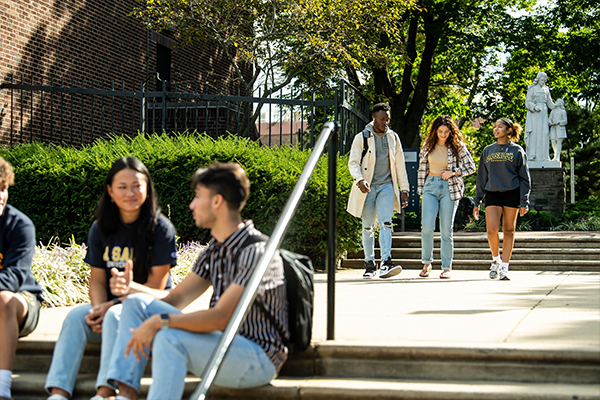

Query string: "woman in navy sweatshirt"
[[473, 119, 531, 281]]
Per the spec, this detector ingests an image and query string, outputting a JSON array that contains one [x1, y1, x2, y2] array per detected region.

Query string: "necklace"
[[498, 142, 509, 152]]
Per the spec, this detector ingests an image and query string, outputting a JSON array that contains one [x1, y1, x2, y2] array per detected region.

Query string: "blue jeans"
[[421, 176, 459, 270], [45, 303, 122, 396], [106, 293, 277, 400], [362, 183, 395, 262]]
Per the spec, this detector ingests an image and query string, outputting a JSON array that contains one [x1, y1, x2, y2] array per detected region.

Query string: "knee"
[[503, 226, 516, 236], [363, 226, 374, 234], [122, 293, 152, 309], [102, 305, 121, 329], [381, 221, 392, 231], [0, 291, 19, 320]]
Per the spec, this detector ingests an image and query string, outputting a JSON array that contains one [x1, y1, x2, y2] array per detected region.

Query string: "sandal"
[[440, 270, 451, 279], [419, 264, 432, 277]]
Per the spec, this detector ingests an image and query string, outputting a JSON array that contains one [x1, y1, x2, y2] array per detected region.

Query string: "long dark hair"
[[422, 115, 466, 157], [95, 157, 159, 281]]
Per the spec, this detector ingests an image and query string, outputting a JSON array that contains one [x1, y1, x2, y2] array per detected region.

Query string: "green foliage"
[[31, 239, 203, 308], [1, 133, 361, 268], [567, 138, 600, 199]]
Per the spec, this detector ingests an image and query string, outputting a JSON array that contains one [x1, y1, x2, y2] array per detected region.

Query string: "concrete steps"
[[342, 233, 600, 271], [13, 341, 600, 399]]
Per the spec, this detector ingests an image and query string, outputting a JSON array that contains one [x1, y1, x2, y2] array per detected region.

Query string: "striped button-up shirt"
[[191, 220, 289, 371], [417, 142, 476, 201]]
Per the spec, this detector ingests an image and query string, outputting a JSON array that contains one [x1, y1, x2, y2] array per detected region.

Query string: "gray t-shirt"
[[371, 132, 392, 186]]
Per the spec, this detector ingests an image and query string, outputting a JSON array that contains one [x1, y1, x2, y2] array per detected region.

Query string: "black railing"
[[190, 121, 340, 400], [1, 73, 368, 154]]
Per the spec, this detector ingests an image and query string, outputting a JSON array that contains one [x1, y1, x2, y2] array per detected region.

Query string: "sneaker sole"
[[379, 267, 402, 279], [489, 271, 498, 279], [500, 275, 510, 281], [363, 273, 376, 279]]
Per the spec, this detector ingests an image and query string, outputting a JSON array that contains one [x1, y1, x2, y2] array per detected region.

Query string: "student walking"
[[347, 103, 410, 279], [45, 157, 177, 400], [473, 119, 531, 281], [417, 116, 476, 279]]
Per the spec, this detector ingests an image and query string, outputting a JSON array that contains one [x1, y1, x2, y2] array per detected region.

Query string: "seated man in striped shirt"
[[105, 162, 289, 400]]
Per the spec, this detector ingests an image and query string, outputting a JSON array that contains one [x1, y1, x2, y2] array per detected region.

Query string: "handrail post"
[[190, 122, 337, 400], [326, 123, 339, 340]]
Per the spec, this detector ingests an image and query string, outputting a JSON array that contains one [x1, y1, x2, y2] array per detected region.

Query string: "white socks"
[[501, 262, 509, 271], [0, 369, 12, 399], [493, 255, 502, 264], [46, 394, 69, 400]]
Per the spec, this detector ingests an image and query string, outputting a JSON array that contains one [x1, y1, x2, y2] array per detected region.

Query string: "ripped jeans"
[[361, 183, 395, 262]]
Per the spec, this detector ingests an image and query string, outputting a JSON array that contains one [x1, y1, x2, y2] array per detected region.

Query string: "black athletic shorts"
[[485, 187, 520, 208]]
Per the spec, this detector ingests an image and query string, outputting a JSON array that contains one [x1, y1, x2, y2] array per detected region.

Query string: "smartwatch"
[[160, 313, 170, 330]]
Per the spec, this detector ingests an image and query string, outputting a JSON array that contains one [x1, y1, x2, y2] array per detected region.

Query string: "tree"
[[474, 0, 599, 143], [360, 0, 531, 148], [132, 0, 412, 139]]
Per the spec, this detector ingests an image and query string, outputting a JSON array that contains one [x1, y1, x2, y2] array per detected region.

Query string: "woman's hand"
[[110, 260, 133, 297], [85, 301, 114, 333], [441, 170, 455, 180], [125, 315, 160, 362], [520, 206, 529, 217], [473, 206, 480, 221]]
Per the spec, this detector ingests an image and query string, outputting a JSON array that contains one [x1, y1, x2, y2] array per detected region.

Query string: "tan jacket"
[[346, 123, 410, 218]]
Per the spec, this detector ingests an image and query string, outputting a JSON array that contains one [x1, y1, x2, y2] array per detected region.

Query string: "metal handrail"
[[190, 121, 339, 400]]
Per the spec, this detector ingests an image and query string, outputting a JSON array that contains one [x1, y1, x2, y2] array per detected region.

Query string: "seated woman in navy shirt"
[[45, 157, 178, 400]]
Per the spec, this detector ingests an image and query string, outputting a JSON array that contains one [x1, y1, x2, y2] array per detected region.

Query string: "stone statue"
[[525, 71, 555, 162], [549, 98, 567, 162]]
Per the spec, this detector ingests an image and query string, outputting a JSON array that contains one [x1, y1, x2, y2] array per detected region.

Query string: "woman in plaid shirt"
[[417, 116, 476, 279]]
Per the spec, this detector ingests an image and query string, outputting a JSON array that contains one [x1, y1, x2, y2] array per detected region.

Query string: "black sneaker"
[[363, 260, 377, 279], [379, 258, 402, 279]]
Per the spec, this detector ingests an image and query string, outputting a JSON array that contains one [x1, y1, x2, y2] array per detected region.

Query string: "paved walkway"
[[23, 269, 600, 353]]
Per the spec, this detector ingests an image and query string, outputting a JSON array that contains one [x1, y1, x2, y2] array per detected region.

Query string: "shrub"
[[1, 133, 361, 268]]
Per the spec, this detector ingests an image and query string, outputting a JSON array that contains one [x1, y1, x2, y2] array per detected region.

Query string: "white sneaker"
[[489, 260, 501, 279], [499, 266, 510, 281]]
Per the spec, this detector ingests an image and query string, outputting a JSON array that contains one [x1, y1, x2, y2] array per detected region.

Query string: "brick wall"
[[0, 0, 251, 146]]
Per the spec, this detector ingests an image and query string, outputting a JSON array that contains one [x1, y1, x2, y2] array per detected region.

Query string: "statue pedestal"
[[528, 160, 561, 169], [529, 167, 565, 215]]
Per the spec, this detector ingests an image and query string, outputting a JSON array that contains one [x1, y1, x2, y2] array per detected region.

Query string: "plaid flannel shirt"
[[417, 142, 476, 201]]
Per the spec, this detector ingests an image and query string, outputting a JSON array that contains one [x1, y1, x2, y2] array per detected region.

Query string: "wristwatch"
[[159, 313, 170, 330]]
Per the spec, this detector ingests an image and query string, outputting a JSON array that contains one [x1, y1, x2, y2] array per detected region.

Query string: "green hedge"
[[1, 133, 362, 268]]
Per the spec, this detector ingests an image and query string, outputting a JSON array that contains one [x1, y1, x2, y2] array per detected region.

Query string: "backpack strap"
[[233, 234, 288, 342], [360, 129, 370, 164]]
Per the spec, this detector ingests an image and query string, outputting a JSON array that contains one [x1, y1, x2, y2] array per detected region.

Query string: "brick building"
[[0, 0, 251, 145]]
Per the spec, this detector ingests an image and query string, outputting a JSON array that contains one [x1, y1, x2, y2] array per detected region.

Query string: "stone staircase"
[[342, 232, 600, 271], [12, 340, 600, 399], [11, 231, 600, 400]]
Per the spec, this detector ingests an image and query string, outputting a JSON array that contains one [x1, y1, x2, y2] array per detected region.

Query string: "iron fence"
[[0, 73, 369, 154]]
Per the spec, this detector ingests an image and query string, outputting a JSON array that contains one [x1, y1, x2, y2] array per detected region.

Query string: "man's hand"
[[110, 260, 133, 297], [473, 206, 480, 221], [401, 191, 409, 208], [125, 315, 160, 362], [85, 301, 113, 334], [357, 180, 370, 194]]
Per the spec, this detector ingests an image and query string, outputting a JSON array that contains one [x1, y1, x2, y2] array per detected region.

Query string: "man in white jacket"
[[347, 103, 410, 279]]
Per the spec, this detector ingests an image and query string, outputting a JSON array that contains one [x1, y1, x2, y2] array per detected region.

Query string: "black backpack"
[[235, 234, 314, 355]]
